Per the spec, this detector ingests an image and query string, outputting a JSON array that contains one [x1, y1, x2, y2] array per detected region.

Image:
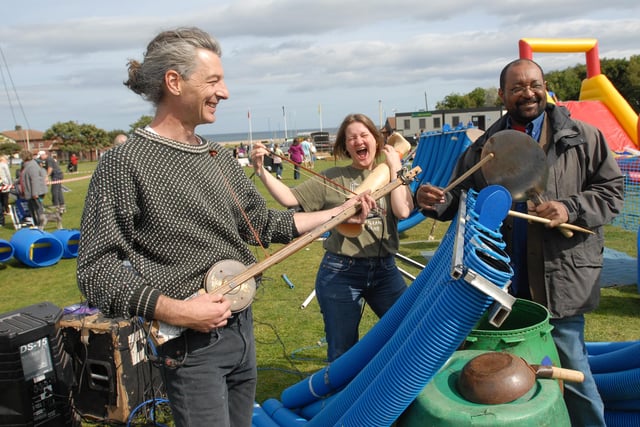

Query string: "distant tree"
[[130, 115, 153, 132], [545, 67, 583, 101], [627, 55, 640, 111], [44, 121, 110, 154], [601, 57, 640, 112], [484, 87, 500, 106], [436, 88, 500, 109], [0, 142, 22, 157], [467, 87, 487, 107], [435, 93, 468, 109]]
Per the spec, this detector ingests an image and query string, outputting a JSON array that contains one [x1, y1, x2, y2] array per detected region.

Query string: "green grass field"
[[0, 158, 638, 425]]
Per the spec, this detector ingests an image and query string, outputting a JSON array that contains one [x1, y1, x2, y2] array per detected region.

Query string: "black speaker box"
[[0, 302, 74, 427], [59, 313, 164, 423]]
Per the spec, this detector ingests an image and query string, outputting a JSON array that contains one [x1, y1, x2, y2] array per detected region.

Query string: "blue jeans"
[[316, 252, 407, 362], [157, 308, 256, 427], [274, 162, 283, 178], [550, 315, 606, 427]]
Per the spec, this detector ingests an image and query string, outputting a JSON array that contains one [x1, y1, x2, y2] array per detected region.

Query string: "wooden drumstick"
[[507, 210, 594, 235], [442, 153, 495, 193], [528, 192, 574, 238]]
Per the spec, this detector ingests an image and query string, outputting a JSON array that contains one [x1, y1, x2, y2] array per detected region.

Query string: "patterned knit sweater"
[[77, 128, 296, 320]]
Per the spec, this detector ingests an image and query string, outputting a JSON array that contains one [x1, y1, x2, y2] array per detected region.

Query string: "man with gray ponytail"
[[77, 27, 373, 426]]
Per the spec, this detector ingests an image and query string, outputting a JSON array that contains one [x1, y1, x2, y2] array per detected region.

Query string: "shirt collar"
[[507, 113, 545, 141]]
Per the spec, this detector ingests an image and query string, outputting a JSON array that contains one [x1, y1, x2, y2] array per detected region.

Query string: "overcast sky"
[[1, 0, 639, 138]]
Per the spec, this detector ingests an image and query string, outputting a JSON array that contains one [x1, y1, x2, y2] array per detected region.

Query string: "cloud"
[[0, 0, 638, 135]]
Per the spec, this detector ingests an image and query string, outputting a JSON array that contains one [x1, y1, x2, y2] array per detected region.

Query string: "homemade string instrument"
[[147, 165, 421, 346]]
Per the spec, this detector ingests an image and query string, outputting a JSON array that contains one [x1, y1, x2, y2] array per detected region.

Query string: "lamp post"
[[282, 106, 288, 140], [378, 100, 383, 128]]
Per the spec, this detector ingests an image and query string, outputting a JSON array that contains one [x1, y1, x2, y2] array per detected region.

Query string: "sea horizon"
[[203, 127, 337, 144]]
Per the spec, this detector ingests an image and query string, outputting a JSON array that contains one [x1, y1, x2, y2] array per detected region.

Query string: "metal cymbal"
[[480, 129, 547, 201]]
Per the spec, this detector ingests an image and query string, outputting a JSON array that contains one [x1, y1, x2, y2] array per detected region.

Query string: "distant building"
[[0, 126, 55, 153], [383, 106, 505, 140]]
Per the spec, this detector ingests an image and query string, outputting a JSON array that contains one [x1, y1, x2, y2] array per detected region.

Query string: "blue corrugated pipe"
[[331, 244, 512, 426], [594, 367, 640, 401], [307, 190, 512, 426], [280, 187, 508, 411], [589, 341, 640, 373], [262, 398, 307, 426], [604, 410, 640, 427], [253, 402, 282, 427], [279, 208, 459, 409], [587, 340, 640, 356], [268, 187, 512, 426]]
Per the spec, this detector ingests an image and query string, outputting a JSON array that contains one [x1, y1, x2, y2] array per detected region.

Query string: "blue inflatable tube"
[[333, 247, 511, 426], [270, 187, 511, 427], [0, 239, 14, 263]]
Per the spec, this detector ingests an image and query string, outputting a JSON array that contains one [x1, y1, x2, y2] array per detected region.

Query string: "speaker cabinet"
[[59, 313, 164, 423], [0, 302, 74, 426]]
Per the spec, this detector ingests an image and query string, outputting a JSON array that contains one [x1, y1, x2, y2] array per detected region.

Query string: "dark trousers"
[[157, 308, 256, 427], [0, 192, 8, 213], [51, 183, 64, 207], [27, 197, 45, 226]]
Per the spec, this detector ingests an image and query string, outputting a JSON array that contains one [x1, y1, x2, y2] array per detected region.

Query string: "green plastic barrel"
[[461, 298, 560, 367], [397, 350, 570, 427]]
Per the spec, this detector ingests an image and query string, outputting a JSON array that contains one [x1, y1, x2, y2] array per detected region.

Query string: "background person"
[[76, 27, 373, 427], [415, 58, 624, 427], [288, 137, 304, 179], [0, 155, 12, 225], [18, 150, 48, 229], [40, 151, 65, 214], [251, 113, 414, 361], [68, 153, 78, 172], [301, 137, 312, 167], [272, 143, 284, 179]]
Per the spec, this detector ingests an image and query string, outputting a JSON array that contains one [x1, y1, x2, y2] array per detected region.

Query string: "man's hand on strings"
[[155, 293, 232, 332], [178, 293, 232, 332]]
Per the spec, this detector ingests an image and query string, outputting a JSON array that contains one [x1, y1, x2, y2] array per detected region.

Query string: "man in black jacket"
[[415, 58, 624, 427]]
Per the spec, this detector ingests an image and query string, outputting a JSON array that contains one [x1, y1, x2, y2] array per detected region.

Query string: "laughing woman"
[[251, 113, 414, 361]]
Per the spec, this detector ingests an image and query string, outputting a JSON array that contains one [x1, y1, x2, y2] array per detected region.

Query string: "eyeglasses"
[[509, 83, 544, 96]]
